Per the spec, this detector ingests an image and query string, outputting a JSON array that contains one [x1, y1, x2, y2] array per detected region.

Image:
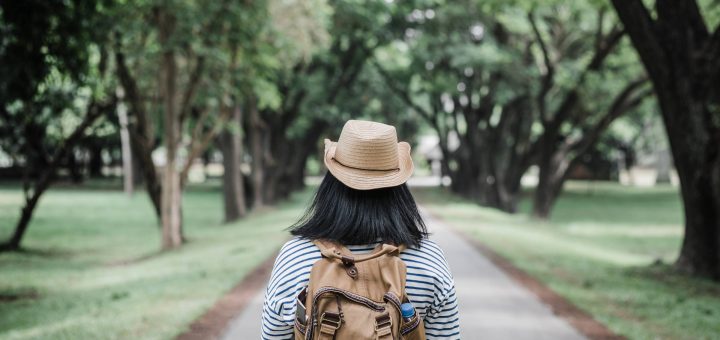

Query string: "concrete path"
[[221, 208, 586, 340]]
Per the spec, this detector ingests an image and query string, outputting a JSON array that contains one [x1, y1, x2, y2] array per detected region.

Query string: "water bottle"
[[400, 302, 415, 322]]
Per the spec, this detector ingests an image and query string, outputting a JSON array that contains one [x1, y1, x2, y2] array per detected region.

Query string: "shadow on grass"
[[627, 263, 720, 297], [0, 287, 40, 303], [105, 250, 165, 267], [0, 245, 75, 258]]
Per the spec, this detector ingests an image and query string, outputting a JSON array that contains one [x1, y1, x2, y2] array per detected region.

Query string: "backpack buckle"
[[375, 313, 392, 337], [320, 312, 341, 333]]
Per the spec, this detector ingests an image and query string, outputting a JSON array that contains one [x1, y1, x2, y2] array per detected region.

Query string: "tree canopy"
[[1, 0, 718, 280]]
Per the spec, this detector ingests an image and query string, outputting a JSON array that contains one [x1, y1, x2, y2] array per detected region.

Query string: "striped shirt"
[[261, 237, 461, 339]]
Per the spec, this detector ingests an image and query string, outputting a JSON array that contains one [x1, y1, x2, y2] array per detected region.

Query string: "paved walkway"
[[221, 208, 586, 340]]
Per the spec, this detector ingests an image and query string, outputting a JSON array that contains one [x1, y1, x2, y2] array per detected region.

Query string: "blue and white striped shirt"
[[261, 237, 461, 339]]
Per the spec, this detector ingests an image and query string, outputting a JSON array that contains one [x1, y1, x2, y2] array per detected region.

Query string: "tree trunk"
[[661, 98, 719, 277], [220, 105, 247, 223], [532, 147, 569, 219], [247, 97, 265, 208], [88, 143, 103, 178], [499, 174, 523, 213], [161, 165, 183, 249], [130, 135, 162, 219], [118, 99, 134, 196], [277, 119, 327, 198], [1, 101, 106, 251], [115, 51, 162, 220], [263, 136, 281, 203], [131, 150, 144, 186], [477, 143, 519, 213], [1, 176, 50, 251], [262, 114, 289, 204], [159, 10, 183, 249], [611, 0, 720, 278], [67, 150, 84, 183], [489, 101, 534, 214], [674, 151, 720, 277]]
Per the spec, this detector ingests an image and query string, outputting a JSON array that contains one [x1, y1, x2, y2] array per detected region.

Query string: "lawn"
[[0, 182, 310, 340], [413, 181, 720, 340]]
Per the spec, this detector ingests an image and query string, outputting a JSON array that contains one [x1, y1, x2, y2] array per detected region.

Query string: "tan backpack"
[[293, 240, 426, 340]]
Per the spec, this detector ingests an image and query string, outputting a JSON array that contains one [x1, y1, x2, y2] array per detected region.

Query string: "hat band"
[[332, 157, 400, 172]]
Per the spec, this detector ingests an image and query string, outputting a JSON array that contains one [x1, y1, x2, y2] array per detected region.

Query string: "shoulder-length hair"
[[289, 172, 428, 248]]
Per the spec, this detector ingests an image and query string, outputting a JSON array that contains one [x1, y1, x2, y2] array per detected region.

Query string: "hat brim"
[[323, 139, 414, 190]]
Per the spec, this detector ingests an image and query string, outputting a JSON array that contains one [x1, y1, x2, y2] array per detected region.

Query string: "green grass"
[[413, 182, 720, 340], [0, 183, 310, 340]]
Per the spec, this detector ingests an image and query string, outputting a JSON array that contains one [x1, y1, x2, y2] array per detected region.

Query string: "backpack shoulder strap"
[[312, 239, 350, 258], [312, 239, 404, 265]]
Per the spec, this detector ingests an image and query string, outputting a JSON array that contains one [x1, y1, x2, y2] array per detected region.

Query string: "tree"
[[374, 2, 540, 212], [246, 0, 397, 206], [525, 5, 652, 218], [219, 105, 246, 222], [611, 0, 720, 278], [375, 1, 650, 216], [114, 48, 163, 219], [113, 0, 273, 249], [0, 0, 114, 250]]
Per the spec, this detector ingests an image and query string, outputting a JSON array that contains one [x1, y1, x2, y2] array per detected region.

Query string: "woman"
[[261, 120, 460, 339]]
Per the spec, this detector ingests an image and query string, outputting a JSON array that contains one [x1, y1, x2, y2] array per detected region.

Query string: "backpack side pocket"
[[400, 312, 426, 340], [294, 288, 308, 339]]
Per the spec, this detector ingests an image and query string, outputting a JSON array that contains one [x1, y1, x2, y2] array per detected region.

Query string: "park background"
[[1, 0, 719, 339]]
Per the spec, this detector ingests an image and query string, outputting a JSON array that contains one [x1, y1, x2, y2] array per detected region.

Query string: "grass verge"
[[0, 183, 310, 340], [413, 182, 720, 340]]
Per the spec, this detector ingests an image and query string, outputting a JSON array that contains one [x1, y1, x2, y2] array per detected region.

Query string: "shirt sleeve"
[[423, 245, 461, 339], [260, 241, 300, 340], [424, 284, 460, 339], [260, 238, 318, 340], [261, 299, 293, 340]]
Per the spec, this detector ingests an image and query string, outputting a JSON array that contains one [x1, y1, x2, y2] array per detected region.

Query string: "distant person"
[[261, 120, 460, 339]]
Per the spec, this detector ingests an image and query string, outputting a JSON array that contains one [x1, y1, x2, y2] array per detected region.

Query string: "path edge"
[[175, 252, 277, 340], [425, 209, 626, 340]]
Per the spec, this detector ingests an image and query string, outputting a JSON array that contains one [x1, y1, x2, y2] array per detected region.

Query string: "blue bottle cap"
[[400, 303, 415, 318]]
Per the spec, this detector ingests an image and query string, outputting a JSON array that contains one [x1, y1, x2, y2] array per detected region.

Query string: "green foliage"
[[0, 0, 115, 170], [274, 0, 404, 136], [705, 1, 720, 24], [269, 0, 331, 64], [0, 0, 111, 102], [0, 184, 311, 339]]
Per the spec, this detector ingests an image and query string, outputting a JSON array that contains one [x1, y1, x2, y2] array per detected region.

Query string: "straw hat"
[[324, 120, 414, 190]]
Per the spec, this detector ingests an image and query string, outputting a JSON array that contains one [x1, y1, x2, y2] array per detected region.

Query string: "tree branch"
[[528, 11, 554, 123], [595, 8, 607, 53], [585, 25, 625, 74], [177, 0, 231, 130], [178, 56, 205, 125], [327, 40, 374, 105], [702, 25, 720, 95], [180, 108, 233, 187], [571, 77, 651, 156], [372, 60, 434, 123], [707, 25, 720, 62], [610, 0, 669, 83], [115, 46, 153, 145], [545, 24, 625, 132]]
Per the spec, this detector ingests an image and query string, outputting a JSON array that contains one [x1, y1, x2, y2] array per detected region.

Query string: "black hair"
[[289, 172, 428, 248]]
